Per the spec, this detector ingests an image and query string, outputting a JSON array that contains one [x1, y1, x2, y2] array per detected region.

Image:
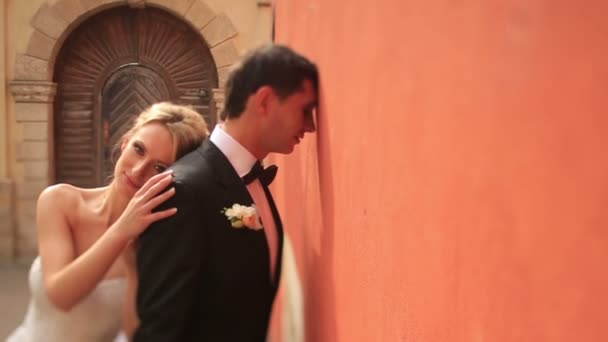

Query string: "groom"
[[133, 45, 319, 341]]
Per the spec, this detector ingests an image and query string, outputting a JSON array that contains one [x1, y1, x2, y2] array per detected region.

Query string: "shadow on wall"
[[305, 97, 337, 342], [270, 88, 338, 342]]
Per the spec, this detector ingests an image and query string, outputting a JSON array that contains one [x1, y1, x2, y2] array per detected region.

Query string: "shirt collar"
[[210, 125, 257, 178]]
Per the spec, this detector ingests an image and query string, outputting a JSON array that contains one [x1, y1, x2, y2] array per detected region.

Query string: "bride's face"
[[114, 122, 175, 197]]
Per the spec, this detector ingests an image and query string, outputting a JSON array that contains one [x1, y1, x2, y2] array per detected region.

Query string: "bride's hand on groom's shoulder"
[[111, 170, 178, 241]]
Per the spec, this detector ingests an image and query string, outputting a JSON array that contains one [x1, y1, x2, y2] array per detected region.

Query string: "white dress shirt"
[[210, 126, 279, 282]]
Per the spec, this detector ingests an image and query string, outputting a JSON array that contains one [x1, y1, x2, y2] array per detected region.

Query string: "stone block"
[[23, 161, 49, 180], [22, 122, 48, 141], [80, 0, 123, 12], [14, 103, 51, 122], [53, 0, 87, 25], [217, 65, 231, 87], [210, 39, 240, 68], [0, 235, 15, 261], [185, 0, 215, 31], [16, 181, 48, 201], [16, 142, 48, 161], [201, 12, 237, 47], [0, 200, 14, 236], [0, 179, 13, 206], [16, 237, 38, 261], [31, 3, 69, 40], [14, 54, 49, 81], [127, 0, 145, 8], [211, 87, 225, 109], [148, 0, 195, 16], [14, 210, 38, 260], [16, 215, 37, 239], [18, 200, 38, 219], [25, 30, 56, 61]]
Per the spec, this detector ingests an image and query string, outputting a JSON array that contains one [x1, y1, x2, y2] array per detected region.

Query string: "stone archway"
[[8, 0, 244, 258], [53, 6, 218, 187], [13, 0, 240, 84]]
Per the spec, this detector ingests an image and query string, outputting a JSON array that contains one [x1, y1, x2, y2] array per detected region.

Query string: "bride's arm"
[[38, 172, 175, 311], [37, 184, 131, 312]]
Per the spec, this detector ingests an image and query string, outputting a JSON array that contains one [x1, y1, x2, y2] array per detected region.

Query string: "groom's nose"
[[304, 110, 316, 133]]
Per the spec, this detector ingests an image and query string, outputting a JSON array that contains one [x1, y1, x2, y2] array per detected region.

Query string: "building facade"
[[0, 0, 273, 263]]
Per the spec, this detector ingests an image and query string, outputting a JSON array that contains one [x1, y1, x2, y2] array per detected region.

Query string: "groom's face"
[[266, 79, 318, 154]]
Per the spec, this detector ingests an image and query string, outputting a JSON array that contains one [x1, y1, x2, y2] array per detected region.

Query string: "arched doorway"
[[53, 6, 218, 187]]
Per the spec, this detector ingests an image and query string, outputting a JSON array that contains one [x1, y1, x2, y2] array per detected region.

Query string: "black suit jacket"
[[134, 139, 284, 341]]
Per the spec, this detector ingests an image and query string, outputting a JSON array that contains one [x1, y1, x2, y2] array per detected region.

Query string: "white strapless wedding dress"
[[6, 257, 128, 342]]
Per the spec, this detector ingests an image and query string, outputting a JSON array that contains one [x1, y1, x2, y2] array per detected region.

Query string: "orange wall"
[[270, 0, 608, 341]]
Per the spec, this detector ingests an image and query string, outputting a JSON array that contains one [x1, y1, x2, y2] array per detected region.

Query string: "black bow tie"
[[242, 161, 278, 186]]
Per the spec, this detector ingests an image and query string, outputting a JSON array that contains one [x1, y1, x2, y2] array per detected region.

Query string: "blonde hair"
[[121, 102, 209, 160]]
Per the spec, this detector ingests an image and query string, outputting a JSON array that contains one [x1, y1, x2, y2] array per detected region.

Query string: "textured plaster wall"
[[270, 0, 608, 341]]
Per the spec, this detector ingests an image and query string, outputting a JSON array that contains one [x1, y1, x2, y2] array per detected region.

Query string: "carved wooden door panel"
[[53, 6, 217, 187], [101, 65, 171, 182]]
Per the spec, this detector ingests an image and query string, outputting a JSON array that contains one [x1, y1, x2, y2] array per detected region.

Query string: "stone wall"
[[0, 179, 15, 263]]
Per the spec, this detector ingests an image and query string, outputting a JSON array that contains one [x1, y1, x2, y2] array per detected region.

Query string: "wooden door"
[[53, 6, 217, 187], [101, 65, 171, 182]]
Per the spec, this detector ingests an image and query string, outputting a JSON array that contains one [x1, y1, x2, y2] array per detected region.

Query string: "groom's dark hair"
[[221, 44, 319, 120]]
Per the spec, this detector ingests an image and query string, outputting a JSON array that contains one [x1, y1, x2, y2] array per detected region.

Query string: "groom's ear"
[[253, 85, 276, 116]]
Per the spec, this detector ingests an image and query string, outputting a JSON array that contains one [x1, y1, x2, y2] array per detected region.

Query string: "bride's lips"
[[123, 172, 141, 189]]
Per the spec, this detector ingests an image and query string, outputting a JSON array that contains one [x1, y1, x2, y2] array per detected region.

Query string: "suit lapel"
[[198, 140, 245, 190], [197, 139, 254, 206], [198, 140, 283, 287], [198, 138, 261, 230], [198, 140, 273, 274]]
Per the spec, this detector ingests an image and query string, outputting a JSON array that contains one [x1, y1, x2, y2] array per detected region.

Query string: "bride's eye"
[[133, 142, 144, 155], [154, 164, 167, 173]]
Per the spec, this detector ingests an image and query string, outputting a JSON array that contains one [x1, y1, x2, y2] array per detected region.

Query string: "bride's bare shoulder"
[[38, 184, 106, 209], [39, 183, 78, 198], [37, 184, 89, 208]]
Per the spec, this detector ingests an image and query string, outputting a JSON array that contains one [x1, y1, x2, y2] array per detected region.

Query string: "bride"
[[7, 102, 208, 342]]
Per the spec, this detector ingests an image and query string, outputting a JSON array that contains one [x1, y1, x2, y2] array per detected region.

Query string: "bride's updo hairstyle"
[[121, 102, 209, 161]]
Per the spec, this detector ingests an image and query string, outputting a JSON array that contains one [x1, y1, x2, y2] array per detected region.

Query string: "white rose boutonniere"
[[222, 203, 263, 230]]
